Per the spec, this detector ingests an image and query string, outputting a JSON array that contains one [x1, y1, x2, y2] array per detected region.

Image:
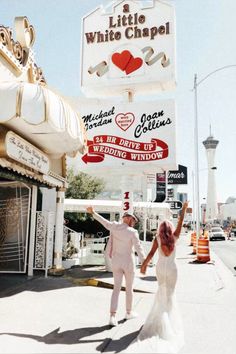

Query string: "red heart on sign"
[[115, 112, 135, 131], [125, 57, 143, 75], [112, 50, 132, 71]]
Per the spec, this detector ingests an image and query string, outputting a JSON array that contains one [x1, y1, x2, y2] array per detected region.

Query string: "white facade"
[[219, 201, 236, 222], [0, 17, 86, 274]]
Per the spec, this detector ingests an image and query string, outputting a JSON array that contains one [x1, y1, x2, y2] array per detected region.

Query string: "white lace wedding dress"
[[125, 236, 184, 353]]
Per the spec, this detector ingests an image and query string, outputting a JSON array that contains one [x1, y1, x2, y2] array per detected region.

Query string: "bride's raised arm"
[[174, 201, 189, 238]]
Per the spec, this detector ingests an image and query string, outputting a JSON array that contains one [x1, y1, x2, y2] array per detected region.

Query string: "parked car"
[[230, 228, 236, 238], [209, 226, 226, 241]]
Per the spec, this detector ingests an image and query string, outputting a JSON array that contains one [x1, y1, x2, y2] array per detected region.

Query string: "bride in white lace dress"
[[126, 201, 188, 353]]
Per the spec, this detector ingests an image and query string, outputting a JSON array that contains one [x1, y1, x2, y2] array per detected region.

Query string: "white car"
[[209, 226, 226, 241]]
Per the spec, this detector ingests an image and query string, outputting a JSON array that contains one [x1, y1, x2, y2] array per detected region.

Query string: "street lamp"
[[193, 64, 236, 240]]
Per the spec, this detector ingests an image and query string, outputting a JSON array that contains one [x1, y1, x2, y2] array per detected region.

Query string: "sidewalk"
[[0, 234, 235, 353]]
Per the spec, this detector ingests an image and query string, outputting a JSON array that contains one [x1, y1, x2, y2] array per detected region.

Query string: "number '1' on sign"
[[121, 176, 134, 215], [123, 191, 130, 211]]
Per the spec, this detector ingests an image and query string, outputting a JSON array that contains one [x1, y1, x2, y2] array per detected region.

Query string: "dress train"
[[124, 239, 184, 353]]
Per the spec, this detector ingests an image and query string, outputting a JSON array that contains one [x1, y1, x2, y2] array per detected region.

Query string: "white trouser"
[[110, 258, 135, 314]]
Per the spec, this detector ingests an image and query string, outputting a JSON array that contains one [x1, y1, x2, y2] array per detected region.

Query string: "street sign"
[[167, 200, 182, 210]]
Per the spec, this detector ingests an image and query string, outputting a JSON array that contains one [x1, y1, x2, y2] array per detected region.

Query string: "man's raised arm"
[[174, 201, 189, 238]]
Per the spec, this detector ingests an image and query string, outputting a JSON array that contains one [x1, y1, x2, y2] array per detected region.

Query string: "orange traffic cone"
[[197, 238, 210, 262]]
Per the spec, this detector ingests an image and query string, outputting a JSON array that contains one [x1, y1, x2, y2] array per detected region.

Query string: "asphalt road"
[[210, 238, 236, 274]]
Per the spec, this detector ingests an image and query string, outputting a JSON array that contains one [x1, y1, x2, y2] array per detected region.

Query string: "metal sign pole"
[[121, 175, 134, 214], [193, 74, 200, 243]]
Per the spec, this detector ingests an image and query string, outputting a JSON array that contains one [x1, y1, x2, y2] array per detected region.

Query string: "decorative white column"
[[27, 185, 37, 276], [53, 187, 65, 270], [202, 133, 219, 222]]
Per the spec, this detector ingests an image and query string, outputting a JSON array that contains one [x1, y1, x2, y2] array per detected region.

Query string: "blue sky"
[[1, 0, 236, 203]]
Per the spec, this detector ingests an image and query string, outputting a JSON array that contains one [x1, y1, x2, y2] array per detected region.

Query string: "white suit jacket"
[[93, 212, 145, 264]]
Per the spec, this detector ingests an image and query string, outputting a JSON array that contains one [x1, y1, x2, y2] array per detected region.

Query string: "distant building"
[[202, 131, 219, 221], [219, 197, 236, 223]]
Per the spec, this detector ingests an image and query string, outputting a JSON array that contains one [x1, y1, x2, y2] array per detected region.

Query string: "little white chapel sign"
[[81, 0, 176, 97]]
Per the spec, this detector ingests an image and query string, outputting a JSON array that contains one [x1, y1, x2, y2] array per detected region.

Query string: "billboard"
[[81, 0, 176, 96], [168, 164, 188, 185], [78, 99, 176, 174]]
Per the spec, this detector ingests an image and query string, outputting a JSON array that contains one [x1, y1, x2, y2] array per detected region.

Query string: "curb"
[[65, 276, 152, 293]]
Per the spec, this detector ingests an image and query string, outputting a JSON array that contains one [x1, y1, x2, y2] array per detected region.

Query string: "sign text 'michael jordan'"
[[85, 3, 170, 44]]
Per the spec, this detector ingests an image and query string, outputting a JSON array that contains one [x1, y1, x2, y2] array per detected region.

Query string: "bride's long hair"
[[158, 220, 175, 252]]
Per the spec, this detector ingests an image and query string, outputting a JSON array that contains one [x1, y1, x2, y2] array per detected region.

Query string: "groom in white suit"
[[86, 206, 145, 326]]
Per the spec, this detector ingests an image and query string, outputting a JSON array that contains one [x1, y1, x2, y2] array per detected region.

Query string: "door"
[[0, 181, 31, 273]]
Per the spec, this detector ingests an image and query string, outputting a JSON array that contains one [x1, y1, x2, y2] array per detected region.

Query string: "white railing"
[[62, 227, 110, 267], [61, 228, 157, 269], [83, 236, 109, 265]]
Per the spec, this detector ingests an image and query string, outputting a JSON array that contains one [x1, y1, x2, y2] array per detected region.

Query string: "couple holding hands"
[[86, 201, 188, 353]]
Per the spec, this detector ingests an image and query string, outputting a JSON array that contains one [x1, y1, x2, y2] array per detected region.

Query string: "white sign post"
[[121, 175, 134, 214]]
